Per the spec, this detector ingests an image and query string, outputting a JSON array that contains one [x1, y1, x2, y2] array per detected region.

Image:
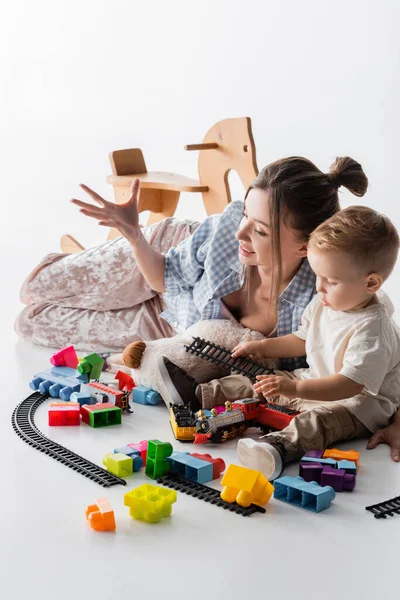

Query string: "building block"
[[70, 391, 94, 407], [299, 462, 324, 484], [114, 446, 143, 471], [166, 451, 213, 484], [145, 440, 173, 479], [132, 385, 161, 406], [300, 456, 337, 469], [273, 476, 336, 512], [103, 452, 133, 477], [50, 345, 79, 369], [190, 453, 225, 479], [337, 460, 357, 476], [85, 498, 116, 531], [323, 448, 360, 468], [128, 440, 148, 463], [48, 402, 81, 426], [30, 367, 83, 400], [320, 467, 355, 492], [81, 403, 122, 427], [77, 353, 105, 380], [124, 484, 177, 523], [114, 370, 135, 392], [220, 464, 274, 508]]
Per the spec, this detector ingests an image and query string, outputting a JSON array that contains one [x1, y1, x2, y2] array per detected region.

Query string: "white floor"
[[2, 244, 400, 600]]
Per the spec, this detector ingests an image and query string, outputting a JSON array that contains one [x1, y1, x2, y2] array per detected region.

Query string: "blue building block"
[[166, 451, 213, 484], [132, 385, 161, 406], [273, 476, 336, 513], [337, 460, 357, 476], [50, 366, 89, 383], [300, 456, 338, 469], [114, 446, 143, 471], [70, 391, 94, 407], [30, 367, 83, 400]]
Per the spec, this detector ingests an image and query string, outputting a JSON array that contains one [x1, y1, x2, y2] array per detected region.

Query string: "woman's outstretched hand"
[[71, 178, 142, 245], [367, 421, 400, 462]]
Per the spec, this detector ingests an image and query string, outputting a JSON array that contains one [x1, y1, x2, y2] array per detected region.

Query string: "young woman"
[[15, 156, 400, 460]]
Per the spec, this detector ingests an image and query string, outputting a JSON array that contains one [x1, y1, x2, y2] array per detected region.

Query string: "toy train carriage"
[[169, 404, 197, 442], [194, 399, 260, 443], [81, 381, 132, 413]]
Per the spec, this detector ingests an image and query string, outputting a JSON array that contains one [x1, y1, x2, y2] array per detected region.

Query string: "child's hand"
[[231, 341, 264, 359], [254, 374, 298, 399]]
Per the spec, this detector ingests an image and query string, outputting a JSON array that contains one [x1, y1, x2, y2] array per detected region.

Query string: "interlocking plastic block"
[[103, 452, 133, 477], [85, 498, 116, 531], [128, 440, 148, 463], [323, 448, 360, 467], [299, 461, 324, 484], [337, 460, 357, 476], [145, 440, 173, 479], [81, 381, 127, 407], [220, 464, 274, 507], [50, 345, 79, 369], [320, 466, 355, 492], [166, 451, 213, 484], [48, 402, 81, 426], [300, 456, 337, 469], [70, 391, 94, 407], [30, 367, 83, 400], [81, 403, 122, 427], [304, 450, 324, 459], [77, 353, 105, 380], [132, 385, 161, 406], [114, 446, 143, 471], [114, 370, 135, 392], [274, 476, 336, 512], [190, 453, 225, 479], [124, 484, 177, 523]]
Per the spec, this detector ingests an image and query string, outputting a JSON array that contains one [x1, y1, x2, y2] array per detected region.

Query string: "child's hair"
[[309, 206, 400, 280], [243, 156, 368, 304]]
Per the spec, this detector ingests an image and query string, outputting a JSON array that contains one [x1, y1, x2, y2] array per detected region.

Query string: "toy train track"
[[185, 337, 274, 381], [365, 495, 400, 519], [12, 391, 126, 488], [157, 473, 266, 516]]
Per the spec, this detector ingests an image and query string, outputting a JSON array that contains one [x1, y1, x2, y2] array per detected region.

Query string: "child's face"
[[308, 248, 376, 311]]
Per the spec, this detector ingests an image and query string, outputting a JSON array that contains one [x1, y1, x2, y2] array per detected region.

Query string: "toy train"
[[170, 397, 300, 444]]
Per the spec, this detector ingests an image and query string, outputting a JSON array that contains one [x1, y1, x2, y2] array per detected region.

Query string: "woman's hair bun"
[[327, 157, 368, 197]]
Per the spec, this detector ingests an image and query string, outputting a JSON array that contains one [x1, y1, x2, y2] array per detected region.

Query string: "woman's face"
[[235, 188, 307, 269]]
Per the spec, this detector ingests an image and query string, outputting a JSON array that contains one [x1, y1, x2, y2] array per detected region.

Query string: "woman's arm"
[[367, 408, 400, 462], [72, 180, 167, 293]]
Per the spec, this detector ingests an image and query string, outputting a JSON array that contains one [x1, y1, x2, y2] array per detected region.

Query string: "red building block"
[[50, 346, 79, 369], [115, 370, 135, 392], [190, 453, 226, 479], [48, 402, 81, 426]]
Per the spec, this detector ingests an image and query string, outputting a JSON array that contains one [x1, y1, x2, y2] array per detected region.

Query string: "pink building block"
[[128, 440, 148, 463], [50, 345, 79, 369]]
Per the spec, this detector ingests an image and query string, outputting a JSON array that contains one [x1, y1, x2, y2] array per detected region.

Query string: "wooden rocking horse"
[[60, 117, 259, 253]]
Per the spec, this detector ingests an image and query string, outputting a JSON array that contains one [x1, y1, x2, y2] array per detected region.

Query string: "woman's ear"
[[297, 241, 308, 258], [366, 272, 383, 294]]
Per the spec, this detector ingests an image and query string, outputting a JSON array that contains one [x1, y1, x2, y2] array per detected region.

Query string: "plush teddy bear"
[[107, 319, 276, 402]]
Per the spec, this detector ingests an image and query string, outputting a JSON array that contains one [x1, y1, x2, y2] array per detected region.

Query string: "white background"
[[1, 1, 400, 599]]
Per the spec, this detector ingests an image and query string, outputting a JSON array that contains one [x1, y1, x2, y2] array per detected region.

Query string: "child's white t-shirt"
[[293, 295, 400, 432]]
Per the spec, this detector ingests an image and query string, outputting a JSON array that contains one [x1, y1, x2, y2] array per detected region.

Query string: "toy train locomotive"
[[170, 397, 300, 444]]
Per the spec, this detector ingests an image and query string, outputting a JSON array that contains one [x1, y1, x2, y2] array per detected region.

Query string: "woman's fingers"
[[129, 178, 140, 202], [71, 198, 105, 212], [79, 184, 109, 206]]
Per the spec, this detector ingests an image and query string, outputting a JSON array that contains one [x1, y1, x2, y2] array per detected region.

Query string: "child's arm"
[[231, 334, 306, 359], [254, 373, 364, 401]]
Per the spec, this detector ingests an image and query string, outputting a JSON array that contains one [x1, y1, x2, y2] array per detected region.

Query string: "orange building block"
[[85, 498, 116, 531], [323, 448, 360, 468]]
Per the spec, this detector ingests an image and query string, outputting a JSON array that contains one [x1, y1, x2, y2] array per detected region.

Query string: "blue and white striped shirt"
[[161, 200, 316, 370]]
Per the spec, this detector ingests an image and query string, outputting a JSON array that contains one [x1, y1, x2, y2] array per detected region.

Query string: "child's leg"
[[196, 374, 255, 409], [238, 403, 371, 480]]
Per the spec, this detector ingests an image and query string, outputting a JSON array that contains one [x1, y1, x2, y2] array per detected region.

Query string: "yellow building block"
[[220, 464, 274, 507], [323, 448, 360, 468], [103, 452, 133, 478], [124, 484, 177, 523]]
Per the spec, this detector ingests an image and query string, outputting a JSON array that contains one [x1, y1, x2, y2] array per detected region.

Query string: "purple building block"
[[320, 467, 355, 492], [304, 450, 324, 459], [299, 462, 324, 484]]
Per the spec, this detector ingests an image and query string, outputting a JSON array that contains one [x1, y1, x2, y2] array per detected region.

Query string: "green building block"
[[124, 484, 177, 523], [78, 353, 105, 380], [82, 405, 122, 427], [145, 439, 173, 479], [103, 452, 133, 477]]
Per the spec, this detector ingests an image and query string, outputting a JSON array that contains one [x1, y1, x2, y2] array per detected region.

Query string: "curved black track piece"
[[12, 392, 126, 488], [365, 495, 400, 519], [157, 473, 266, 517], [185, 337, 274, 381]]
